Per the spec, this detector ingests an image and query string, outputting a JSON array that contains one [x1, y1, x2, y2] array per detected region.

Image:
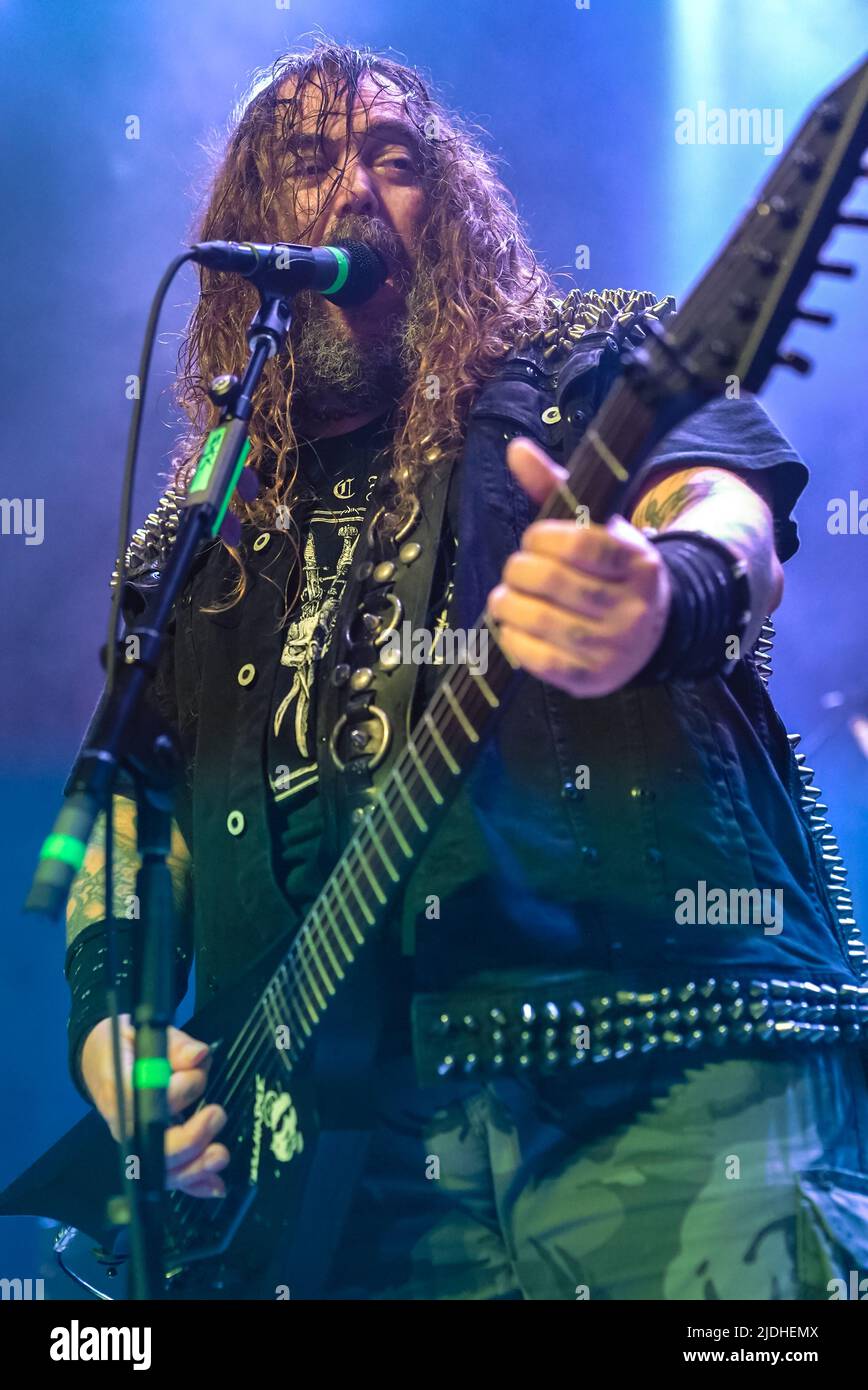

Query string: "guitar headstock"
[[641, 56, 868, 399]]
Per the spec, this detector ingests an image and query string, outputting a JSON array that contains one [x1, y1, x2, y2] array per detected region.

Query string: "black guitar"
[[2, 55, 866, 1299]]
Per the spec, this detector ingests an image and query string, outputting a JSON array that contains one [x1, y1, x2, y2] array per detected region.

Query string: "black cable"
[[105, 250, 195, 695], [94, 250, 196, 1256]]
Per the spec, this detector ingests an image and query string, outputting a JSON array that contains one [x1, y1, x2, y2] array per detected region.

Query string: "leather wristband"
[[64, 919, 190, 1106], [632, 529, 752, 684], [65, 919, 137, 1105]]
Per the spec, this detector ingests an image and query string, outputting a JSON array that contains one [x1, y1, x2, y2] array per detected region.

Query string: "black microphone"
[[189, 238, 388, 307]]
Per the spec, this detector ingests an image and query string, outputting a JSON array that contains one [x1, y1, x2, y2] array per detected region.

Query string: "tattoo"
[[632, 478, 715, 532], [65, 798, 191, 949], [633, 472, 767, 555], [630, 466, 783, 641]]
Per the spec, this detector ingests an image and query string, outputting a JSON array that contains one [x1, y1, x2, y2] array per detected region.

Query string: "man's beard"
[[286, 214, 427, 431]]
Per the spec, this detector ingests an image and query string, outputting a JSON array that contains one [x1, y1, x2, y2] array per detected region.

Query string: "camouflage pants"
[[322, 1046, 868, 1299]]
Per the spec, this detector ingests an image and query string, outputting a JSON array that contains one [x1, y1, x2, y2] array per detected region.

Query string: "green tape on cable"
[[133, 1057, 172, 1089], [211, 438, 251, 537], [40, 833, 86, 871], [188, 425, 227, 496]]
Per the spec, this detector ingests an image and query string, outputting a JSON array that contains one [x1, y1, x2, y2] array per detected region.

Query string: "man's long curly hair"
[[174, 39, 554, 608]]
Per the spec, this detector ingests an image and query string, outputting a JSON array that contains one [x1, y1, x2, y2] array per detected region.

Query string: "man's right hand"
[[80, 1014, 230, 1199]]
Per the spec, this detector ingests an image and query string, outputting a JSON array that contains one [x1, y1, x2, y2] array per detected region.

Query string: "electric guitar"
[[2, 55, 866, 1299]]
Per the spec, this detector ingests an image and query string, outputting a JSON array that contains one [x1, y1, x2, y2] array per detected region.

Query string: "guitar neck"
[[265, 378, 661, 1055]]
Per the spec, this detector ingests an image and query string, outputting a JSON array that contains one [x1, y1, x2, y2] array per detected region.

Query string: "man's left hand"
[[485, 436, 672, 698]]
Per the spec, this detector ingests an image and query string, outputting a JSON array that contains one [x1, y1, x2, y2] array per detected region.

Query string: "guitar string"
[[169, 651, 500, 1231]]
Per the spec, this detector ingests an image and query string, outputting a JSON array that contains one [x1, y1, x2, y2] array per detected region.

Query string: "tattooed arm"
[[67, 802, 230, 1196], [629, 466, 784, 650], [490, 440, 787, 699], [65, 795, 193, 950]]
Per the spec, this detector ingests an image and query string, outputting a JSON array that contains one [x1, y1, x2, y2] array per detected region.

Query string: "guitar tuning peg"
[[795, 307, 835, 326], [838, 213, 868, 229], [775, 350, 813, 375], [816, 260, 856, 277]]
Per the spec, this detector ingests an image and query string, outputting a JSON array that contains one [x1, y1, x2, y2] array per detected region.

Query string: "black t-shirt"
[[266, 414, 455, 925]]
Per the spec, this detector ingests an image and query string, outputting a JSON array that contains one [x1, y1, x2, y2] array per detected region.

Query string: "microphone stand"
[[26, 289, 294, 1299]]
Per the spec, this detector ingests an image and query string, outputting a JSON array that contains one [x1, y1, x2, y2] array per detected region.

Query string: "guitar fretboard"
[[261, 378, 660, 1059]]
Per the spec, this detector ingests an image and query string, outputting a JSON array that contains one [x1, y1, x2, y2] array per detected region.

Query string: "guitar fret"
[[266, 982, 300, 1058], [285, 964, 314, 1035], [354, 838, 387, 904], [267, 973, 299, 1049], [291, 1001, 312, 1039], [268, 969, 290, 1024], [443, 682, 479, 742], [423, 710, 460, 774], [308, 935, 336, 996], [382, 797, 414, 858], [317, 921, 345, 980], [393, 766, 428, 831], [345, 863, 376, 926], [585, 427, 629, 482], [468, 665, 500, 708], [482, 613, 520, 671], [554, 478, 585, 515], [407, 736, 444, 805], [323, 894, 354, 962], [293, 962, 320, 1022], [367, 819, 400, 881], [262, 988, 281, 1042], [299, 949, 327, 1011], [334, 877, 365, 944]]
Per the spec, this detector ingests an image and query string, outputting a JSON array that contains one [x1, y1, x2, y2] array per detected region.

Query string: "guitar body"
[[0, 933, 323, 1299]]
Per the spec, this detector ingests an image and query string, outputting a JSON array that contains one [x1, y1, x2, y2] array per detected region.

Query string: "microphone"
[[189, 238, 388, 307]]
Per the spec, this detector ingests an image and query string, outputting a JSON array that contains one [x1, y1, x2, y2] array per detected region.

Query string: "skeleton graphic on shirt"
[[273, 517, 361, 761], [270, 466, 456, 797], [273, 456, 381, 773]]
